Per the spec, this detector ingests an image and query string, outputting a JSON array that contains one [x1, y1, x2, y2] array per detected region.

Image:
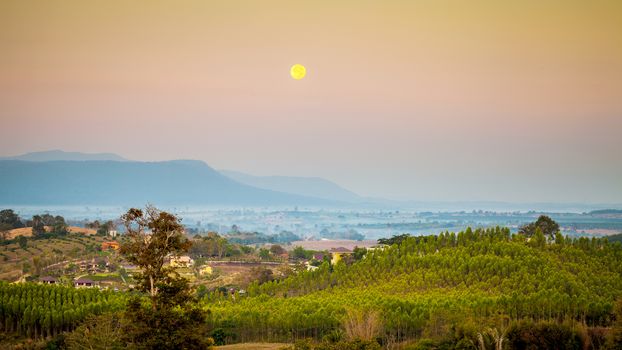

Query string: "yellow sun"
[[290, 64, 306, 80]]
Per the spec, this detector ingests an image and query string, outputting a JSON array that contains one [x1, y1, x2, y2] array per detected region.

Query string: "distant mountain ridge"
[[220, 170, 362, 203], [0, 150, 128, 162], [0, 160, 335, 206]]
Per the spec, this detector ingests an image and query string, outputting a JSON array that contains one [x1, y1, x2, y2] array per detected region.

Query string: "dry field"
[[288, 239, 378, 251], [5, 226, 97, 239]]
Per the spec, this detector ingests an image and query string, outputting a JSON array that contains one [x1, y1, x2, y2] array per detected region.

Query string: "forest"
[[1, 210, 621, 349], [202, 226, 622, 348]]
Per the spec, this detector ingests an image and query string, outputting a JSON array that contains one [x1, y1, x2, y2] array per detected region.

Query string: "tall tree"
[[120, 206, 212, 350], [120, 206, 191, 301], [31, 215, 46, 236]]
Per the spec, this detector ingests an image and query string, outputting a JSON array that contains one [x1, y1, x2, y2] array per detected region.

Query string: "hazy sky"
[[1, 0, 621, 203]]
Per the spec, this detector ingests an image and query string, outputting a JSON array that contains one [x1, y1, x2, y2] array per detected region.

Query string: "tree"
[[378, 234, 411, 246], [607, 298, 622, 349], [352, 247, 368, 261], [0, 223, 10, 241], [259, 248, 271, 260], [121, 206, 191, 300], [249, 266, 275, 285], [31, 215, 46, 236], [0, 209, 24, 229], [119, 206, 212, 350], [17, 235, 28, 249], [270, 244, 286, 256], [518, 215, 560, 239], [97, 220, 114, 236], [50, 215, 69, 235], [65, 313, 123, 350], [292, 246, 313, 260]]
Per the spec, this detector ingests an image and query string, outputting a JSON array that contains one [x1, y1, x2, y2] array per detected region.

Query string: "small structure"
[[108, 230, 118, 237], [40, 276, 58, 285], [313, 253, 325, 261], [74, 278, 95, 288], [330, 247, 353, 265], [102, 241, 120, 251], [169, 255, 194, 267]]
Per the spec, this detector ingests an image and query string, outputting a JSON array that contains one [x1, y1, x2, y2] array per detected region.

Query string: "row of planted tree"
[[1, 211, 621, 349], [201, 226, 622, 344], [0, 282, 126, 339]]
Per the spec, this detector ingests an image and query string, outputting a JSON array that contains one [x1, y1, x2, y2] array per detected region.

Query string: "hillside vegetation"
[[203, 227, 622, 346]]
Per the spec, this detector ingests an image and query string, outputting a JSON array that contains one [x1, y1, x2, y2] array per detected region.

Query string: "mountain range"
[[0, 151, 358, 206], [0, 150, 128, 162]]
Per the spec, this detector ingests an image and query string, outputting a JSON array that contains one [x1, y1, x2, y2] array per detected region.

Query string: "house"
[[330, 247, 352, 265], [102, 241, 120, 251], [74, 278, 96, 288], [40, 276, 57, 285], [313, 253, 325, 261], [170, 255, 194, 267], [108, 230, 118, 237]]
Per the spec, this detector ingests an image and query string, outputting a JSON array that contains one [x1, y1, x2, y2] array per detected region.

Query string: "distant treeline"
[[589, 209, 622, 215]]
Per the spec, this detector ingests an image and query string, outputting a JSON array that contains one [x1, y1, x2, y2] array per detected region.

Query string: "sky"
[[1, 0, 621, 203]]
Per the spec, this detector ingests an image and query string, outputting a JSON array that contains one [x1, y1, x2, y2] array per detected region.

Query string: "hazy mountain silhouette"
[[0, 160, 335, 206], [221, 170, 362, 203], [0, 150, 128, 162]]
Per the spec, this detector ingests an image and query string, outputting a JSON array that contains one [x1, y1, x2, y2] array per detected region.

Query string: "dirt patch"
[[6, 226, 97, 239]]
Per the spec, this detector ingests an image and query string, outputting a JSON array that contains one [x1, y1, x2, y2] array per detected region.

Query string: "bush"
[[506, 321, 584, 350], [287, 339, 381, 350]]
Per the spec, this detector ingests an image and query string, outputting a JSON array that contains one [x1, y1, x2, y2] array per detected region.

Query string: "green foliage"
[[121, 296, 213, 350], [293, 246, 314, 260], [506, 321, 583, 350], [0, 209, 25, 229], [189, 232, 231, 259], [18, 235, 28, 249], [120, 206, 213, 350], [259, 248, 271, 260], [65, 313, 124, 350], [607, 298, 622, 349], [50, 216, 69, 236], [120, 206, 191, 299], [519, 215, 560, 239], [31, 215, 46, 236], [203, 227, 622, 345], [0, 282, 126, 339], [286, 339, 381, 350], [351, 247, 367, 261], [270, 244, 286, 256], [377, 233, 410, 246]]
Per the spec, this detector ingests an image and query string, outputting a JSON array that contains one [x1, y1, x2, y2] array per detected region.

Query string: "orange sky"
[[1, 0, 621, 202]]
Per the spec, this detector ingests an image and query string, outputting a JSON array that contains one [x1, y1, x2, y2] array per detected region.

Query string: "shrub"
[[506, 321, 583, 350]]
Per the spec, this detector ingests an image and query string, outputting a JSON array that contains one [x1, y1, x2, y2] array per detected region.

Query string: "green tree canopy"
[[519, 215, 560, 239], [0, 209, 24, 229]]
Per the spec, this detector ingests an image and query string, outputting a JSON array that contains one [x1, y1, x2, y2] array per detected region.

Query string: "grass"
[[216, 343, 289, 350]]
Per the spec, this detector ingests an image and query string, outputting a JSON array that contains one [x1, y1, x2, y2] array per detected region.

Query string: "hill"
[[221, 170, 362, 203], [0, 160, 334, 206], [0, 150, 128, 162]]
